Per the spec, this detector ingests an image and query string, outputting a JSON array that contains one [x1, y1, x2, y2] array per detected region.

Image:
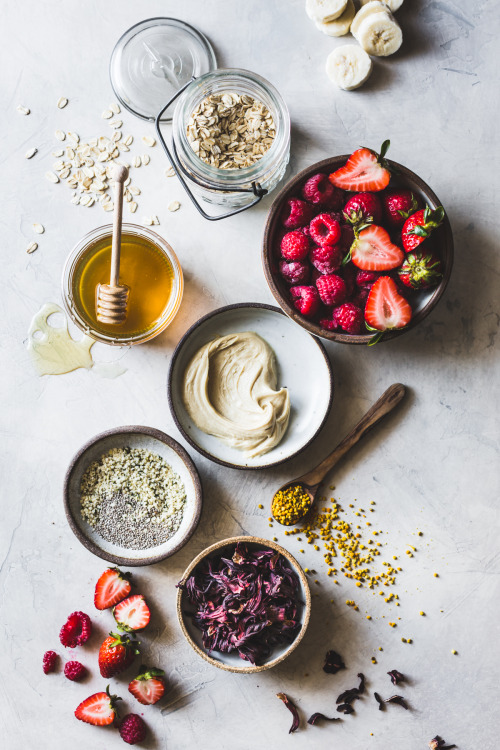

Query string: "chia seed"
[[80, 447, 187, 550]]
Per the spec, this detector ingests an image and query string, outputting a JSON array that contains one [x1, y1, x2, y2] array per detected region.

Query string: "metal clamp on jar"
[[110, 18, 290, 221]]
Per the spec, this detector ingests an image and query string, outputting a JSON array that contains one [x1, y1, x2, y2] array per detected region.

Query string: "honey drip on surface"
[[27, 303, 126, 378]]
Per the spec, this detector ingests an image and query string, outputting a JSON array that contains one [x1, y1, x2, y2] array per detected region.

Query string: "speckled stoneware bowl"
[[64, 426, 202, 566], [262, 156, 454, 344], [177, 536, 311, 673]]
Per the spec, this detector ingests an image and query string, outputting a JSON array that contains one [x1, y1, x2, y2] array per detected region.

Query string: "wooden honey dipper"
[[96, 165, 130, 325]]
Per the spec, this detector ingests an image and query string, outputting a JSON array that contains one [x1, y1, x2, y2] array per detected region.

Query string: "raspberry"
[[339, 224, 355, 252], [301, 173, 336, 206], [119, 714, 147, 745], [344, 192, 383, 225], [279, 260, 309, 285], [280, 230, 310, 261], [315, 274, 347, 306], [356, 270, 381, 289], [64, 660, 87, 681], [309, 214, 341, 247], [332, 303, 364, 334], [59, 611, 92, 648], [290, 286, 320, 318], [309, 245, 343, 275], [319, 318, 336, 331], [352, 287, 370, 310], [280, 198, 314, 229], [43, 650, 58, 674]]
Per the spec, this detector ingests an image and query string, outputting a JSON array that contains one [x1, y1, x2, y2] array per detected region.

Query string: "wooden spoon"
[[96, 165, 130, 325], [271, 383, 406, 526]]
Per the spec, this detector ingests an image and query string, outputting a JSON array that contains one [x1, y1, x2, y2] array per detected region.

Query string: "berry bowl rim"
[[63, 425, 203, 567], [176, 535, 311, 673], [262, 155, 454, 345]]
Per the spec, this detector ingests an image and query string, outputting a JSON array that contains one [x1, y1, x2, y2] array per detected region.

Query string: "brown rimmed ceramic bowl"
[[262, 156, 454, 344], [177, 536, 311, 673], [63, 426, 202, 566], [168, 303, 334, 470]]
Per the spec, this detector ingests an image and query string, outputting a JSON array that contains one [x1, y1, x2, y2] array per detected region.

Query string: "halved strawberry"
[[114, 595, 151, 632], [95, 568, 132, 611], [75, 686, 121, 726], [329, 141, 391, 192], [129, 667, 166, 705], [365, 276, 412, 333], [349, 225, 404, 271]]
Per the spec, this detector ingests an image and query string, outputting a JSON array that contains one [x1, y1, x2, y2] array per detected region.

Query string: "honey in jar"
[[64, 225, 183, 345]]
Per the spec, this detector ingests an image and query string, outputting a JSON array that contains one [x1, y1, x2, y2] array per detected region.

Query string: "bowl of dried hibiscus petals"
[[176, 536, 311, 673]]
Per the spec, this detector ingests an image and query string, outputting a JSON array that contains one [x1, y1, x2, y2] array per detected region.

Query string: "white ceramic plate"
[[64, 427, 202, 566], [168, 303, 334, 469]]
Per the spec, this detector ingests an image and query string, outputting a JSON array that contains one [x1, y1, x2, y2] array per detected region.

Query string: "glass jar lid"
[[110, 18, 217, 122]]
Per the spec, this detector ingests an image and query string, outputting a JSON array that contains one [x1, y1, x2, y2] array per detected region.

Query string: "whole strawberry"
[[398, 250, 442, 290], [402, 205, 445, 253], [383, 189, 419, 228], [98, 633, 139, 678], [344, 192, 383, 225]]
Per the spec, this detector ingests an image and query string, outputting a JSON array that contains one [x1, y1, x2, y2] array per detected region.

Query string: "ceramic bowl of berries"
[[262, 140, 454, 344]]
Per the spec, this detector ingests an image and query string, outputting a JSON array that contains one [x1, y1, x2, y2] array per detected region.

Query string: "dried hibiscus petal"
[[357, 672, 366, 694], [336, 688, 360, 705], [374, 692, 385, 711], [387, 669, 404, 685], [429, 737, 457, 750], [307, 713, 341, 726], [386, 695, 409, 710], [323, 649, 345, 674], [277, 692, 300, 734], [337, 703, 354, 714]]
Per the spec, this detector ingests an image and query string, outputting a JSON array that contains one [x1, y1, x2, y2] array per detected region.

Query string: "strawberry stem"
[[368, 331, 385, 346]]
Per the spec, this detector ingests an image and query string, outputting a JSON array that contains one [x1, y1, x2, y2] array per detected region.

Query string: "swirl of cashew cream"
[[182, 332, 290, 458]]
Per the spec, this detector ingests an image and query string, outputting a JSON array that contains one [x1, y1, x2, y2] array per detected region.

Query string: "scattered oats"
[[142, 153, 150, 165], [67, 131, 79, 143], [124, 176, 131, 187], [103, 201, 114, 212], [129, 201, 138, 213], [25, 148, 38, 159], [33, 223, 45, 234], [168, 201, 180, 212], [26, 241, 38, 254], [109, 102, 121, 114], [102, 110, 113, 119], [17, 105, 30, 115], [165, 166, 175, 177], [119, 143, 129, 152], [112, 130, 122, 142], [123, 135, 133, 146], [52, 149, 64, 157], [59, 167, 71, 179], [142, 216, 154, 226], [45, 171, 59, 184], [57, 97, 68, 109], [133, 156, 142, 168], [124, 191, 132, 202], [152, 215, 160, 225], [55, 130, 66, 141], [71, 195, 80, 205], [129, 186, 140, 196], [109, 119, 123, 129], [142, 135, 156, 147]]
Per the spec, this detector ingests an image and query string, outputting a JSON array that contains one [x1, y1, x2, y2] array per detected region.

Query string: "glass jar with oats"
[[170, 69, 290, 208]]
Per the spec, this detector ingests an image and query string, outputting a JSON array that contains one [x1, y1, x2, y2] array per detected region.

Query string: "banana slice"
[[354, 11, 403, 56], [315, 0, 355, 36], [326, 44, 373, 90], [306, 0, 348, 22], [360, 0, 404, 10], [351, 1, 388, 37]]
